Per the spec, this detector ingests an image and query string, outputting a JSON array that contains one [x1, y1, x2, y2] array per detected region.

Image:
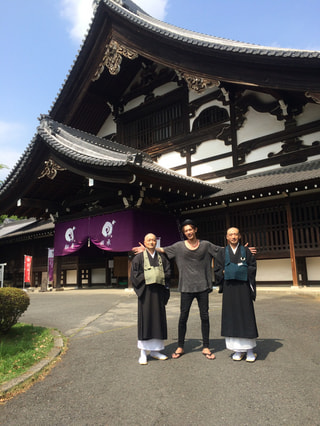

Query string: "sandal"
[[232, 352, 246, 361], [172, 350, 184, 359], [202, 350, 216, 360], [246, 353, 257, 363]]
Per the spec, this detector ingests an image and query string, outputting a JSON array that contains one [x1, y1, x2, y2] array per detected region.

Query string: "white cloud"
[[60, 0, 169, 43], [60, 0, 94, 43], [135, 0, 168, 20]]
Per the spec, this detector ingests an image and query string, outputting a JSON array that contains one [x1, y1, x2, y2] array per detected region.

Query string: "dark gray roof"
[[167, 159, 320, 211], [45, 0, 320, 131], [38, 115, 145, 167], [214, 159, 320, 198], [0, 218, 37, 237], [0, 219, 54, 241], [37, 116, 217, 191], [105, 0, 320, 59]]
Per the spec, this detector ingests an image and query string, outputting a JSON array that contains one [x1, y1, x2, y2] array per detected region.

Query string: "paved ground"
[[0, 288, 319, 426]]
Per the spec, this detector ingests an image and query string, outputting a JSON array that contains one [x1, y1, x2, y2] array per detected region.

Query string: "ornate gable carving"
[[177, 71, 220, 94], [92, 39, 138, 81]]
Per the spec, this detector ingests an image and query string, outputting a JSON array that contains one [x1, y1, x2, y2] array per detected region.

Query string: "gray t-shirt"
[[164, 240, 221, 293]]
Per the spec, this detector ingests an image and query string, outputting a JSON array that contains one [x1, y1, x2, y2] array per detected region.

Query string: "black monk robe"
[[131, 251, 171, 341], [214, 245, 258, 339]]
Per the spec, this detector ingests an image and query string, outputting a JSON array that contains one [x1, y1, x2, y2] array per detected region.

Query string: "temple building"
[[0, 0, 320, 289]]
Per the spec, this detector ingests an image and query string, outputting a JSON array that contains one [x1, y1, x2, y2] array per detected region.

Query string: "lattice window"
[[194, 200, 320, 254], [117, 88, 188, 150], [122, 102, 184, 150], [81, 269, 89, 285], [196, 214, 226, 247], [192, 106, 229, 132], [231, 206, 289, 252], [292, 200, 320, 249], [194, 204, 290, 253]]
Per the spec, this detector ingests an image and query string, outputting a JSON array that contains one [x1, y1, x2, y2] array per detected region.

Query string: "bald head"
[[226, 227, 241, 248], [144, 233, 157, 252]]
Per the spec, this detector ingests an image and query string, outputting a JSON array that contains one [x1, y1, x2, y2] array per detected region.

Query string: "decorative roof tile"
[[38, 116, 218, 191], [105, 0, 320, 58], [213, 159, 320, 197]]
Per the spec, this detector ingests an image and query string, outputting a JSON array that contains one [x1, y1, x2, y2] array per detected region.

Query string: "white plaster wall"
[[256, 259, 293, 282], [153, 82, 178, 97], [306, 257, 320, 281], [238, 107, 284, 143], [158, 137, 233, 175], [302, 131, 320, 145], [245, 142, 283, 164], [158, 151, 185, 168], [192, 157, 233, 177], [296, 103, 320, 125], [97, 115, 116, 138], [66, 270, 77, 284], [92, 268, 106, 284], [192, 139, 231, 160], [188, 87, 219, 103], [191, 139, 232, 175]]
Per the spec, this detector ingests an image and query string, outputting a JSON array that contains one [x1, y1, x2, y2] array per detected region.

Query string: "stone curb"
[[0, 329, 64, 394]]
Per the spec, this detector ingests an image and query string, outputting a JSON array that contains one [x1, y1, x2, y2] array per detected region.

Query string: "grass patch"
[[0, 323, 54, 385]]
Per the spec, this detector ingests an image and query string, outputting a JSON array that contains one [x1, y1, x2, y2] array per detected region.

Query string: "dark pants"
[[178, 290, 210, 348]]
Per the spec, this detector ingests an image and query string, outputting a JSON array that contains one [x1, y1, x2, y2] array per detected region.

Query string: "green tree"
[[0, 215, 19, 225], [0, 163, 8, 185], [0, 164, 16, 224]]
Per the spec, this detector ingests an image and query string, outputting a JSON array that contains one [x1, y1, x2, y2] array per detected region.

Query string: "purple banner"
[[90, 211, 135, 251], [47, 248, 54, 282], [54, 210, 180, 256], [54, 217, 89, 256]]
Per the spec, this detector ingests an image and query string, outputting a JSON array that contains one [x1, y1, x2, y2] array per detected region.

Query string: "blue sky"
[[1, 0, 320, 182]]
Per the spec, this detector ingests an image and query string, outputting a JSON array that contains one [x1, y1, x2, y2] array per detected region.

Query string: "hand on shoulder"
[[244, 242, 257, 255], [132, 242, 145, 254]]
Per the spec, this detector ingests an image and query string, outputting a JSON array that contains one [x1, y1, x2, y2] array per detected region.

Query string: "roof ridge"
[[105, 0, 320, 56]]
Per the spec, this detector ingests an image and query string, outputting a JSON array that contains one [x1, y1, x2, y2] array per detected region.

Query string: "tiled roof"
[[0, 218, 37, 237], [0, 137, 36, 196], [106, 0, 320, 59], [0, 219, 53, 240], [37, 116, 217, 191], [38, 115, 143, 167], [213, 159, 320, 198]]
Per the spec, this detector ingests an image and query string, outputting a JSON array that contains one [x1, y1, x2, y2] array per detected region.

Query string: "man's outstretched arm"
[[132, 243, 165, 254]]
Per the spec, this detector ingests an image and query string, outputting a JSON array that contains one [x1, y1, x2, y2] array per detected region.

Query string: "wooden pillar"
[[186, 151, 192, 177], [77, 257, 82, 288], [105, 258, 111, 287], [296, 257, 308, 286], [127, 255, 133, 289], [285, 200, 298, 286], [229, 91, 239, 167], [54, 256, 61, 289]]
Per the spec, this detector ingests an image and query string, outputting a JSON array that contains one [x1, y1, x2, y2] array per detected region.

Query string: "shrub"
[[0, 288, 30, 334]]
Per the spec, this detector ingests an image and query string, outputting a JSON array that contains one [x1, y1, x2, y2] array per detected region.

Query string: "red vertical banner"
[[24, 255, 32, 284], [47, 248, 54, 283]]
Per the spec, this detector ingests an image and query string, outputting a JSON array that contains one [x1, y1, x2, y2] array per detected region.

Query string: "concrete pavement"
[[0, 288, 319, 425]]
